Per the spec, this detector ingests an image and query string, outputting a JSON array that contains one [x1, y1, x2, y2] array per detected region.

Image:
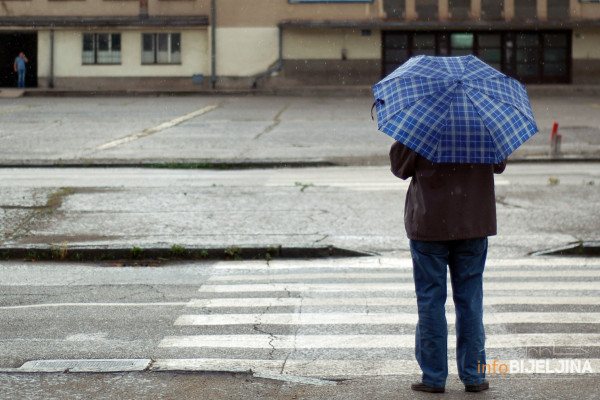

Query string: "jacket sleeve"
[[494, 159, 508, 174], [390, 141, 417, 180]]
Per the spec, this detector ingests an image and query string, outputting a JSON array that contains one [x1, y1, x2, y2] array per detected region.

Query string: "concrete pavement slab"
[[1, 94, 599, 167], [0, 164, 598, 259]]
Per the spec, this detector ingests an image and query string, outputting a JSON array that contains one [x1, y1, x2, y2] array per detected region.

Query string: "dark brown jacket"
[[390, 141, 507, 241]]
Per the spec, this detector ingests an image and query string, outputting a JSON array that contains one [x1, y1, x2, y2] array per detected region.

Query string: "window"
[[516, 33, 539, 78], [449, 0, 471, 19], [481, 0, 503, 20], [450, 33, 474, 56], [413, 33, 436, 55], [543, 33, 569, 78], [142, 33, 181, 64], [416, 0, 438, 20], [288, 0, 372, 3], [384, 0, 406, 19], [382, 30, 570, 83], [83, 33, 121, 64], [514, 0, 537, 19], [478, 33, 502, 71], [548, 0, 570, 19]]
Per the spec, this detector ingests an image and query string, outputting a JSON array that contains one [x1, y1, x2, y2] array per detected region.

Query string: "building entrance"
[[382, 30, 571, 84], [0, 32, 38, 88]]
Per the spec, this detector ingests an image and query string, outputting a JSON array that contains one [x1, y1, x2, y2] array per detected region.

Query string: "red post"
[[550, 122, 561, 142], [550, 122, 562, 158]]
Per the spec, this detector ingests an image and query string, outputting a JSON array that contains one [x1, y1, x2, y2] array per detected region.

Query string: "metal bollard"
[[549, 122, 562, 158]]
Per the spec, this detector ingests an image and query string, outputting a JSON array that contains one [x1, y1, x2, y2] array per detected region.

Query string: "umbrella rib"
[[463, 78, 536, 125]]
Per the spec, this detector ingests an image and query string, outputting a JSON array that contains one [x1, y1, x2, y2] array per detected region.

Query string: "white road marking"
[[151, 358, 600, 377], [212, 257, 600, 270], [207, 270, 600, 282], [0, 302, 188, 310], [174, 312, 600, 326], [198, 281, 600, 293], [186, 296, 600, 308], [159, 333, 600, 349], [95, 104, 219, 150], [159, 256, 600, 378]]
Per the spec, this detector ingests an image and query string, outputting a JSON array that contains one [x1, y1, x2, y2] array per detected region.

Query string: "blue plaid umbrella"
[[372, 55, 538, 164]]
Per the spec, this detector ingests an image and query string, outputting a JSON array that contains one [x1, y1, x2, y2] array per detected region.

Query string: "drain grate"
[[17, 359, 151, 373], [531, 241, 600, 257]]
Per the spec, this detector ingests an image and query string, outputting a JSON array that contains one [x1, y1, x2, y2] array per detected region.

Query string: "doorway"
[[0, 32, 38, 88]]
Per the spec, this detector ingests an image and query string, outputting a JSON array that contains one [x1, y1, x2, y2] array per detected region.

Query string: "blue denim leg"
[[410, 240, 450, 388], [448, 238, 488, 385], [18, 70, 26, 88]]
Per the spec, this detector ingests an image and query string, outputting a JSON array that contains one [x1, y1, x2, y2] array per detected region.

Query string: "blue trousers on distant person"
[[410, 238, 488, 388], [17, 69, 26, 88]]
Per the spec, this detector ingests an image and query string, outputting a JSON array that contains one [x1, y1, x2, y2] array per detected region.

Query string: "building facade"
[[1, 0, 599, 90]]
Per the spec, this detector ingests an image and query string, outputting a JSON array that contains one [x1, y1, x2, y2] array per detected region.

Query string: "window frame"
[[82, 33, 122, 65], [141, 33, 182, 65]]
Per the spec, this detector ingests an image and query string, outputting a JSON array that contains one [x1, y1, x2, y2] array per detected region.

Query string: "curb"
[[16, 84, 600, 98], [0, 359, 151, 373], [0, 156, 599, 169], [0, 159, 338, 169], [0, 245, 372, 264], [0, 359, 338, 386]]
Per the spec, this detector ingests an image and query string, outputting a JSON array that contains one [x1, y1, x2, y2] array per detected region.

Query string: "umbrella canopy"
[[372, 55, 538, 164]]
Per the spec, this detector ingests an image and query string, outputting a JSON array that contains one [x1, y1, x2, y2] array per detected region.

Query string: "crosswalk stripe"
[[161, 257, 600, 378], [186, 296, 600, 308], [159, 333, 600, 349], [173, 312, 600, 326], [152, 358, 600, 376], [207, 270, 600, 282], [198, 282, 600, 293], [212, 258, 600, 270]]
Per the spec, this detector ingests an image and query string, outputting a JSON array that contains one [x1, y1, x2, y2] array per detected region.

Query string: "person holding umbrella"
[[372, 55, 538, 393]]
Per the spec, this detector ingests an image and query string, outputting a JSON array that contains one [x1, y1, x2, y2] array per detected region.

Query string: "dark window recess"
[[415, 0, 438, 20], [382, 32, 409, 76], [382, 30, 571, 84], [449, 0, 471, 19], [515, 32, 539, 79], [481, 0, 503, 20], [547, 0, 570, 20], [384, 0, 406, 19], [542, 32, 569, 79], [514, 0, 537, 19]]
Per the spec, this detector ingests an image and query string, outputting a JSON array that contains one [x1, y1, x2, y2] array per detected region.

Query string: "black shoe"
[[465, 380, 489, 392], [411, 382, 445, 393]]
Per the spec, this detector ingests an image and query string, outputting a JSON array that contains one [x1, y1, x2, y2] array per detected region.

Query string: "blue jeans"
[[410, 238, 487, 387], [17, 69, 26, 88]]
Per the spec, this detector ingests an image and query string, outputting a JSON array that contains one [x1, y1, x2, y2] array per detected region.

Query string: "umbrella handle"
[[371, 99, 384, 121]]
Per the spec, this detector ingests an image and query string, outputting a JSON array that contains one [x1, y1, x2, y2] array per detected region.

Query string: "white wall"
[[573, 28, 600, 60], [45, 29, 209, 78], [283, 28, 381, 60], [215, 27, 279, 76]]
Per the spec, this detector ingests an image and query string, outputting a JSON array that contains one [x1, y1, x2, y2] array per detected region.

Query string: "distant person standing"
[[14, 52, 28, 88]]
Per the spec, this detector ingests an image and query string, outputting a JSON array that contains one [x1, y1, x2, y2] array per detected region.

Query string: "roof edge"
[[0, 16, 209, 28]]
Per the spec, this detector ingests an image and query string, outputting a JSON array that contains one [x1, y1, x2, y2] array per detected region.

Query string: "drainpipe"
[[49, 29, 54, 88], [211, 0, 216, 89], [251, 25, 282, 89]]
